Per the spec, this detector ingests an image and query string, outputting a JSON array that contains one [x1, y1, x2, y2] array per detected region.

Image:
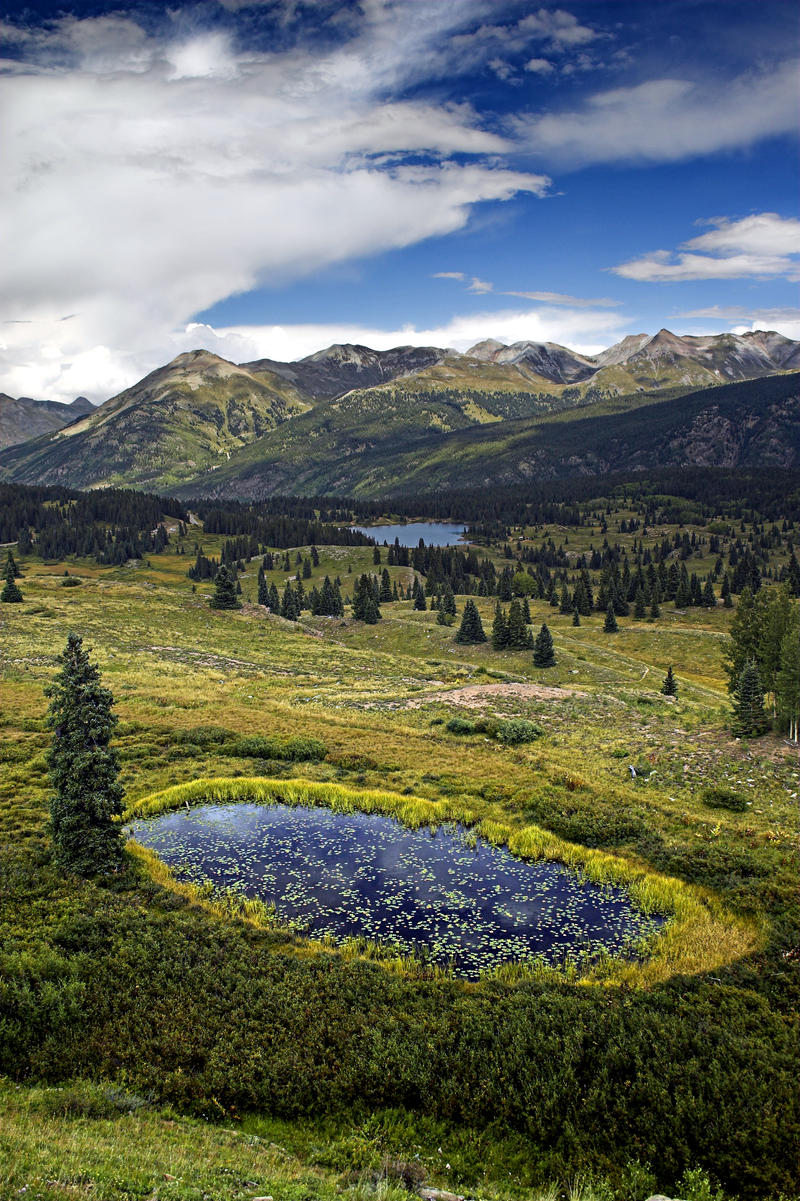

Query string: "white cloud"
[[613, 213, 800, 282], [679, 306, 800, 341], [525, 58, 555, 75], [517, 61, 799, 165], [190, 305, 630, 362], [0, 5, 549, 402]]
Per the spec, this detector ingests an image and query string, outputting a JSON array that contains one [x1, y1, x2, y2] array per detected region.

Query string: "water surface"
[[129, 802, 663, 978], [351, 522, 469, 547]]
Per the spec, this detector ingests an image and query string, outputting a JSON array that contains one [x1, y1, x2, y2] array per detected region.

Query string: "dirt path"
[[403, 681, 586, 709]]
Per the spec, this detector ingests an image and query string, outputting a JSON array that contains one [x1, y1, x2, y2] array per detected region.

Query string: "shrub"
[[494, 719, 542, 745], [701, 786, 748, 812], [231, 735, 327, 762], [445, 717, 476, 735]]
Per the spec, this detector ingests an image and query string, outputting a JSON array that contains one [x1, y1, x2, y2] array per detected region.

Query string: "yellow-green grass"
[[125, 776, 761, 987]]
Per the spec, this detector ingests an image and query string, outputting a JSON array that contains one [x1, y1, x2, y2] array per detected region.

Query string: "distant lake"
[[129, 802, 663, 978], [352, 521, 469, 547]]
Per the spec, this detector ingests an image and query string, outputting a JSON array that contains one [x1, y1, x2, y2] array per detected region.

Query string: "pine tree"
[[507, 600, 529, 649], [1, 563, 23, 603], [491, 603, 509, 650], [702, 578, 716, 608], [732, 661, 769, 737], [559, 583, 571, 615], [604, 604, 618, 633], [634, 586, 647, 619], [572, 607, 580, 626], [533, 622, 556, 667], [5, 548, 21, 577], [281, 582, 299, 621], [257, 565, 269, 606], [210, 564, 241, 610], [379, 568, 393, 603], [46, 634, 124, 876], [661, 665, 677, 696], [352, 574, 380, 623], [454, 599, 486, 644], [522, 596, 532, 624], [413, 579, 427, 611], [268, 582, 280, 612]]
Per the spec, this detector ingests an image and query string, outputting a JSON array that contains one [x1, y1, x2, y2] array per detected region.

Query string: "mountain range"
[[0, 394, 93, 452], [1, 329, 798, 497]]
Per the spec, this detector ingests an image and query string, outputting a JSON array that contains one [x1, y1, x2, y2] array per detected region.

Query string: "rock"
[[419, 1190, 464, 1201]]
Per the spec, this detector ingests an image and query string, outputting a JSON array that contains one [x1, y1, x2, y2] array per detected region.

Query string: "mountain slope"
[[243, 342, 451, 398], [177, 372, 800, 498], [0, 351, 310, 490], [0, 394, 93, 451]]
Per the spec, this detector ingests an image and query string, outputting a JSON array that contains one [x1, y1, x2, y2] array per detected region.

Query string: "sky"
[[1, 0, 798, 403]]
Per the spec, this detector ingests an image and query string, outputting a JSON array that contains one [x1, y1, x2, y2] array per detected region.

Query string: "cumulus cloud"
[[517, 61, 799, 165], [188, 304, 631, 363], [613, 214, 800, 282], [0, 3, 549, 401]]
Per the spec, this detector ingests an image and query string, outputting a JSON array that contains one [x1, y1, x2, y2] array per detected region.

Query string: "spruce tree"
[[732, 661, 769, 737], [661, 665, 677, 696], [46, 634, 124, 876], [572, 607, 580, 627], [507, 600, 529, 649], [604, 604, 618, 633], [492, 603, 509, 650], [412, 579, 427, 611], [210, 564, 241, 610], [454, 599, 486, 644], [702, 578, 716, 608], [1, 563, 23, 603], [267, 582, 280, 612], [379, 568, 393, 603], [257, 565, 269, 606], [634, 587, 647, 619], [533, 622, 556, 667], [5, 548, 21, 577]]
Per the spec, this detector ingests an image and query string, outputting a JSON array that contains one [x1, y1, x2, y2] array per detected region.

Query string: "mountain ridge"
[[0, 329, 798, 495]]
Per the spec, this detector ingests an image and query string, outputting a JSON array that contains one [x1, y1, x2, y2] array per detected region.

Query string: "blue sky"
[[1, 0, 798, 402]]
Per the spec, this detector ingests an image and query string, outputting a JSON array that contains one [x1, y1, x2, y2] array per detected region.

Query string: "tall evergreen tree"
[[572, 607, 580, 627], [507, 600, 529, 649], [731, 661, 769, 737], [352, 574, 380, 623], [604, 604, 618, 633], [209, 564, 241, 610], [533, 622, 556, 668], [1, 563, 23, 603], [379, 568, 393, 603], [46, 634, 124, 876], [257, 564, 269, 606], [5, 548, 21, 577], [267, 582, 280, 612], [454, 599, 486, 644], [661, 665, 678, 696], [412, 579, 427, 611], [491, 603, 509, 650]]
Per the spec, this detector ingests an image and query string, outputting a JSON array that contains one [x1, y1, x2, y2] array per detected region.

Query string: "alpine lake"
[[128, 802, 665, 978]]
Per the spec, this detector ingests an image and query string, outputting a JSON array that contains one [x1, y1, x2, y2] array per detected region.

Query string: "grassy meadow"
[[1, 508, 798, 1200]]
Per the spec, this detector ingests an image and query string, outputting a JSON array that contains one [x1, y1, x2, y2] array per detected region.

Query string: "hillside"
[[176, 371, 800, 499], [0, 351, 311, 491], [0, 394, 93, 451]]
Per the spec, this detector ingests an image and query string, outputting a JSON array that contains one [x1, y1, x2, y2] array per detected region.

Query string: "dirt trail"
[[404, 681, 586, 709]]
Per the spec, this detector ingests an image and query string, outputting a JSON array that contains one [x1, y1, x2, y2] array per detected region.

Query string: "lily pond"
[[129, 802, 665, 977]]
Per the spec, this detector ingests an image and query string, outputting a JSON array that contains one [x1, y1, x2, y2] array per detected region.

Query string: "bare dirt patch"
[[404, 681, 587, 709]]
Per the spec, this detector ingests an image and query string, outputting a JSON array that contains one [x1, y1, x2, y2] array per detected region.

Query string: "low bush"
[[701, 786, 748, 813]]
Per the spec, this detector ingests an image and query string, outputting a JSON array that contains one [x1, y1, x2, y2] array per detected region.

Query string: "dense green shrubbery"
[[701, 786, 748, 813], [231, 735, 327, 762], [173, 726, 326, 762], [445, 716, 542, 744], [1, 856, 796, 1200]]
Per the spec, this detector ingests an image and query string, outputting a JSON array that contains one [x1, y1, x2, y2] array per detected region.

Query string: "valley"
[[1, 470, 797, 1200]]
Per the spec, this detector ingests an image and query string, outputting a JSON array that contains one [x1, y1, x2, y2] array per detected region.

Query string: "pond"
[[350, 521, 469, 547], [129, 803, 664, 978]]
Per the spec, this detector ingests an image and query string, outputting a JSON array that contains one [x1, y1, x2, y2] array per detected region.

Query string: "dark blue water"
[[129, 803, 663, 977], [352, 522, 469, 547]]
